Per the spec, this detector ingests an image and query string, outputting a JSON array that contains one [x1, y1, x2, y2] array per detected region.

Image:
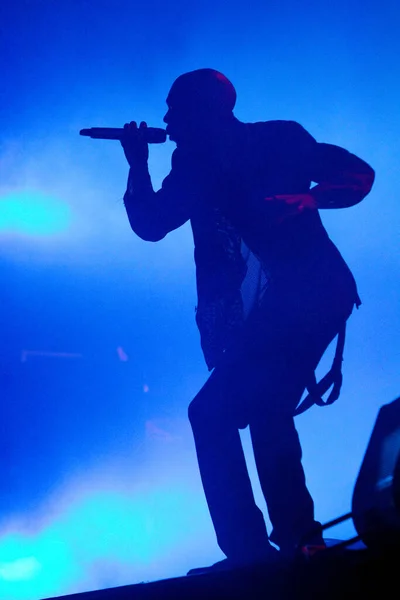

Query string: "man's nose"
[[163, 110, 170, 124]]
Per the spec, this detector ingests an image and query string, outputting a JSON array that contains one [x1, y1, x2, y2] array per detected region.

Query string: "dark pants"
[[189, 269, 356, 562]]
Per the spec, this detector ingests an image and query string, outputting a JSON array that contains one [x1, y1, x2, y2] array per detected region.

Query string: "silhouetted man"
[[121, 69, 374, 572]]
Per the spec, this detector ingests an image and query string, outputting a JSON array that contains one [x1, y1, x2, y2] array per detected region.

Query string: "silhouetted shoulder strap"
[[294, 322, 347, 417]]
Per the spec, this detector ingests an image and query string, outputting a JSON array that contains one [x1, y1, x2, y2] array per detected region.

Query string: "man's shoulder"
[[250, 119, 302, 127], [247, 119, 311, 135], [245, 120, 316, 149]]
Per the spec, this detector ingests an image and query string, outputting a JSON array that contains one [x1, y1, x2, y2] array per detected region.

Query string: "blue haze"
[[0, 1, 399, 598]]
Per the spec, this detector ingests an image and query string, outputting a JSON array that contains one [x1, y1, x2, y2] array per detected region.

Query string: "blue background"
[[1, 1, 399, 598]]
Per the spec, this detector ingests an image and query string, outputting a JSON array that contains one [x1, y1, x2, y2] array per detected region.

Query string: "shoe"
[[299, 543, 327, 559], [187, 546, 280, 576], [279, 538, 327, 561], [187, 558, 233, 576]]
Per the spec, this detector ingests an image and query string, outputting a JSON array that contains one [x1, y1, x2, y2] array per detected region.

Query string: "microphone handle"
[[79, 127, 167, 143]]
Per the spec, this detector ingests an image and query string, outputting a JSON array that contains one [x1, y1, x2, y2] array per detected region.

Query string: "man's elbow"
[[137, 229, 166, 243], [127, 215, 166, 242], [314, 144, 376, 207], [342, 163, 375, 205], [355, 165, 375, 197]]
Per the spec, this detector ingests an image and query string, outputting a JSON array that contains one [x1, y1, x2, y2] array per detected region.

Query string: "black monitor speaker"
[[352, 396, 400, 549]]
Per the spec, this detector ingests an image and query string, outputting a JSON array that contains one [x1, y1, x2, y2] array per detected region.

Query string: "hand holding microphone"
[[121, 121, 151, 166], [79, 121, 167, 167]]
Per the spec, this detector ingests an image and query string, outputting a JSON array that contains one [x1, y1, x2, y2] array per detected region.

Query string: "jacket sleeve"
[[271, 121, 375, 208], [123, 149, 197, 241], [309, 142, 375, 209]]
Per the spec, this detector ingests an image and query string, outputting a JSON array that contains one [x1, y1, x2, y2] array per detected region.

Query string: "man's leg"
[[247, 312, 351, 554], [188, 368, 274, 564], [189, 275, 355, 561], [249, 406, 322, 553]]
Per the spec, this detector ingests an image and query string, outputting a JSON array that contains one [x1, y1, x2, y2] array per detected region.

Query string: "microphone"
[[79, 127, 167, 143]]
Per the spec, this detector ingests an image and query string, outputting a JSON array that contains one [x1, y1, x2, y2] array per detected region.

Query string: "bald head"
[[164, 69, 237, 144], [167, 69, 236, 116]]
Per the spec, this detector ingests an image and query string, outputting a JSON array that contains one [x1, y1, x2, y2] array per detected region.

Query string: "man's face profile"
[[163, 92, 210, 145], [163, 69, 236, 146]]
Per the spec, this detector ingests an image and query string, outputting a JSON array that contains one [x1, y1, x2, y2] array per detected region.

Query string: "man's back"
[[187, 118, 362, 366], [190, 118, 354, 285]]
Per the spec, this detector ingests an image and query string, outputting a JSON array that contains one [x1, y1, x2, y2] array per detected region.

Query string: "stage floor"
[[44, 545, 400, 600]]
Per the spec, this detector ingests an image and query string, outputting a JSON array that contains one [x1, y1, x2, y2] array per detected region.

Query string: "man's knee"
[[188, 392, 207, 426], [250, 411, 302, 454], [188, 383, 229, 428]]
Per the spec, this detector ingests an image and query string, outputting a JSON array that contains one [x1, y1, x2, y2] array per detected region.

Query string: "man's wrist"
[[126, 164, 152, 196]]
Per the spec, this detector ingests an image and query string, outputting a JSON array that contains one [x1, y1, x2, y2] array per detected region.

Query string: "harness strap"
[[293, 322, 347, 417]]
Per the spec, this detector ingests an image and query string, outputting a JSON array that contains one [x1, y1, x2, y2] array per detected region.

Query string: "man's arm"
[[309, 142, 375, 209], [268, 122, 375, 212], [121, 122, 196, 241], [123, 151, 196, 241]]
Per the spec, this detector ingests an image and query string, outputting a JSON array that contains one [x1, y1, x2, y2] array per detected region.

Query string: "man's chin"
[[167, 132, 197, 147], [167, 131, 183, 142]]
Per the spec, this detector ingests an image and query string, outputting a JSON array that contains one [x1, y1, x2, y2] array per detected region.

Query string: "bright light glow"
[[1, 1, 400, 600], [0, 477, 215, 600], [0, 191, 71, 236], [0, 557, 41, 582]]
